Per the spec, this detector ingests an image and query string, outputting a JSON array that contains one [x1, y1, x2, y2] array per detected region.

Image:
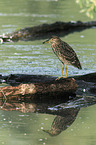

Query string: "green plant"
[[76, 0, 96, 18]]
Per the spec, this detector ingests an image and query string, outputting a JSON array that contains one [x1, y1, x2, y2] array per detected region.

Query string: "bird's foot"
[[56, 76, 67, 80]]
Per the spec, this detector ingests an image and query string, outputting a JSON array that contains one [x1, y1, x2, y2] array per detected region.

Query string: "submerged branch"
[[0, 20, 96, 43]]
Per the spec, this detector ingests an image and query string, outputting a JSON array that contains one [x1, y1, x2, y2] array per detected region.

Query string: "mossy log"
[[1, 20, 96, 43]]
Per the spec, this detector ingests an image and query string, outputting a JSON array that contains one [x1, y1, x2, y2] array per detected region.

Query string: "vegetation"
[[76, 0, 96, 18]]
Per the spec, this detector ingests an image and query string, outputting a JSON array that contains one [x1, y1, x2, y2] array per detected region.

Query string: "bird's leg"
[[56, 64, 65, 80], [65, 64, 67, 78], [61, 64, 64, 77]]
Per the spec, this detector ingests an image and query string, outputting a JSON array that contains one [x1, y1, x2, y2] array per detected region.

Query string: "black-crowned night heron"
[[43, 36, 82, 78]]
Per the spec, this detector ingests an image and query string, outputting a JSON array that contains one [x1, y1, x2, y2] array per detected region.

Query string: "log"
[[0, 72, 95, 103], [1, 21, 96, 43], [0, 78, 78, 103], [73, 72, 96, 82], [10, 21, 96, 41], [0, 72, 96, 113]]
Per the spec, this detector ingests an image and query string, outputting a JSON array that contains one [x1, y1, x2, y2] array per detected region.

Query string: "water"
[[0, 0, 96, 144]]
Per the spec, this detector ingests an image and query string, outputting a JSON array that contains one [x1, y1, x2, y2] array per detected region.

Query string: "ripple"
[[0, 12, 57, 18]]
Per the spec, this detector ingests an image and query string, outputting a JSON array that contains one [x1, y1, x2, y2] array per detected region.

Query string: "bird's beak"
[[43, 39, 50, 44]]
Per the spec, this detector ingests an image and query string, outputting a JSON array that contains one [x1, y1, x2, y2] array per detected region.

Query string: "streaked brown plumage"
[[43, 36, 82, 78]]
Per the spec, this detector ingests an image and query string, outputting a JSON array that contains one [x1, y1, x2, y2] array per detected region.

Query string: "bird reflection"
[[43, 108, 80, 136]]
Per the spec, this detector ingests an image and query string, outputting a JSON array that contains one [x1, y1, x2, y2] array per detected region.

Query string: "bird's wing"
[[54, 41, 82, 69], [58, 41, 77, 62]]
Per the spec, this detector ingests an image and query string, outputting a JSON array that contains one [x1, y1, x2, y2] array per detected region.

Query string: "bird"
[[43, 36, 82, 79]]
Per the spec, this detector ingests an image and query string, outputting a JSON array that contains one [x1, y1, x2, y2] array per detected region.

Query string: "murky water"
[[0, 0, 96, 145]]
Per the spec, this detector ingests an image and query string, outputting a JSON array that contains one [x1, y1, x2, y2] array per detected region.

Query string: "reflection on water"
[[0, 0, 96, 144], [0, 97, 96, 145], [43, 108, 80, 136]]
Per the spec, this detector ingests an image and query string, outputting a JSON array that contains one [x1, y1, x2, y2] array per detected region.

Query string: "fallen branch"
[[0, 78, 77, 103], [1, 21, 96, 42]]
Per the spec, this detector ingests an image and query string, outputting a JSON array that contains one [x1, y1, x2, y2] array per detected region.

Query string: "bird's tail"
[[75, 58, 82, 69]]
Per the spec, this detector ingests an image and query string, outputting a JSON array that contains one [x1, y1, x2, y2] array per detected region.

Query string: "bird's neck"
[[52, 41, 61, 48], [52, 41, 61, 46]]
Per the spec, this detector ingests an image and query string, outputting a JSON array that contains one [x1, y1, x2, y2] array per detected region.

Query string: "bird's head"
[[43, 36, 61, 44]]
